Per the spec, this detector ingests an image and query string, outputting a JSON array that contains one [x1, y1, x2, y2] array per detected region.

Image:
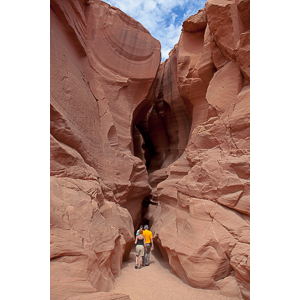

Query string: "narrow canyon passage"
[[50, 1, 250, 299], [130, 55, 194, 226], [112, 247, 238, 300]]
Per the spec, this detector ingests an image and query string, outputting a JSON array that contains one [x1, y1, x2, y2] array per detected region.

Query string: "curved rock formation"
[[147, 1, 250, 299], [50, 0, 160, 298], [50, 0, 250, 299]]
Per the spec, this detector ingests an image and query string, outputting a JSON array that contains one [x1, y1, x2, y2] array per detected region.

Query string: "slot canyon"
[[50, 0, 250, 299]]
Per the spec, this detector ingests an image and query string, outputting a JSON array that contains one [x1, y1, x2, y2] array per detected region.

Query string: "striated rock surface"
[[50, 0, 160, 298], [51, 0, 250, 299], [65, 292, 131, 300], [147, 0, 250, 299]]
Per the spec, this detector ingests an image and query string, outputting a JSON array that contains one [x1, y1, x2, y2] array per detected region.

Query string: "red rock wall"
[[147, 0, 250, 299], [50, 0, 250, 299], [50, 0, 160, 298]]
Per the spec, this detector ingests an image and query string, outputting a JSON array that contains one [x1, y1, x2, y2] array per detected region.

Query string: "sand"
[[112, 246, 239, 300]]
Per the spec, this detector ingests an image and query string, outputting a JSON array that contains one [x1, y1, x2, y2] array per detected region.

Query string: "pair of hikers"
[[134, 224, 154, 269]]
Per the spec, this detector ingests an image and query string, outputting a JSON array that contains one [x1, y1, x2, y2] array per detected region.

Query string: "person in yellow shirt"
[[142, 225, 154, 266]]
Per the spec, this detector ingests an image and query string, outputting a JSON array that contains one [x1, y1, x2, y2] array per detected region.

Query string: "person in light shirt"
[[135, 228, 146, 269], [136, 225, 145, 266]]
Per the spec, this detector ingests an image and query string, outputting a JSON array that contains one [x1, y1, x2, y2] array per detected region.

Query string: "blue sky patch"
[[103, 0, 206, 61]]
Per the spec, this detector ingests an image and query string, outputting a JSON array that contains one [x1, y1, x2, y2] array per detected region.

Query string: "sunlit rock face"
[[50, 0, 250, 299], [149, 0, 250, 299], [50, 0, 160, 298]]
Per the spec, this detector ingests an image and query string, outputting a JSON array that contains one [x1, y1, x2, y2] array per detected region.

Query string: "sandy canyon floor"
[[112, 246, 239, 300]]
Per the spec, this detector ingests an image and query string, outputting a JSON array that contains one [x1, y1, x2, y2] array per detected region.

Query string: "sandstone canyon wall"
[[50, 0, 160, 298], [50, 0, 250, 299], [148, 1, 250, 299]]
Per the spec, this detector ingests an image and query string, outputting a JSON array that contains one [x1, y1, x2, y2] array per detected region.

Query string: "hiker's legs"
[[136, 245, 144, 268], [142, 248, 145, 266], [135, 245, 140, 268], [145, 243, 151, 265], [139, 256, 143, 267]]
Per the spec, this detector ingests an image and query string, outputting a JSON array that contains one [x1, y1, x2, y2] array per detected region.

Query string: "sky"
[[103, 0, 206, 61]]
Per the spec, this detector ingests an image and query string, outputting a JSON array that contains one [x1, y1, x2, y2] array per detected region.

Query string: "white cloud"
[[143, 0, 157, 12], [103, 0, 206, 61]]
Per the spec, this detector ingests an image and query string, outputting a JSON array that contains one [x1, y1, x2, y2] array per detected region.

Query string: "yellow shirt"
[[142, 229, 153, 244]]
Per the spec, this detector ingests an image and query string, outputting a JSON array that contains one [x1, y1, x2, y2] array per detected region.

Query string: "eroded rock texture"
[[51, 0, 250, 299], [50, 0, 160, 298], [147, 0, 250, 299]]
